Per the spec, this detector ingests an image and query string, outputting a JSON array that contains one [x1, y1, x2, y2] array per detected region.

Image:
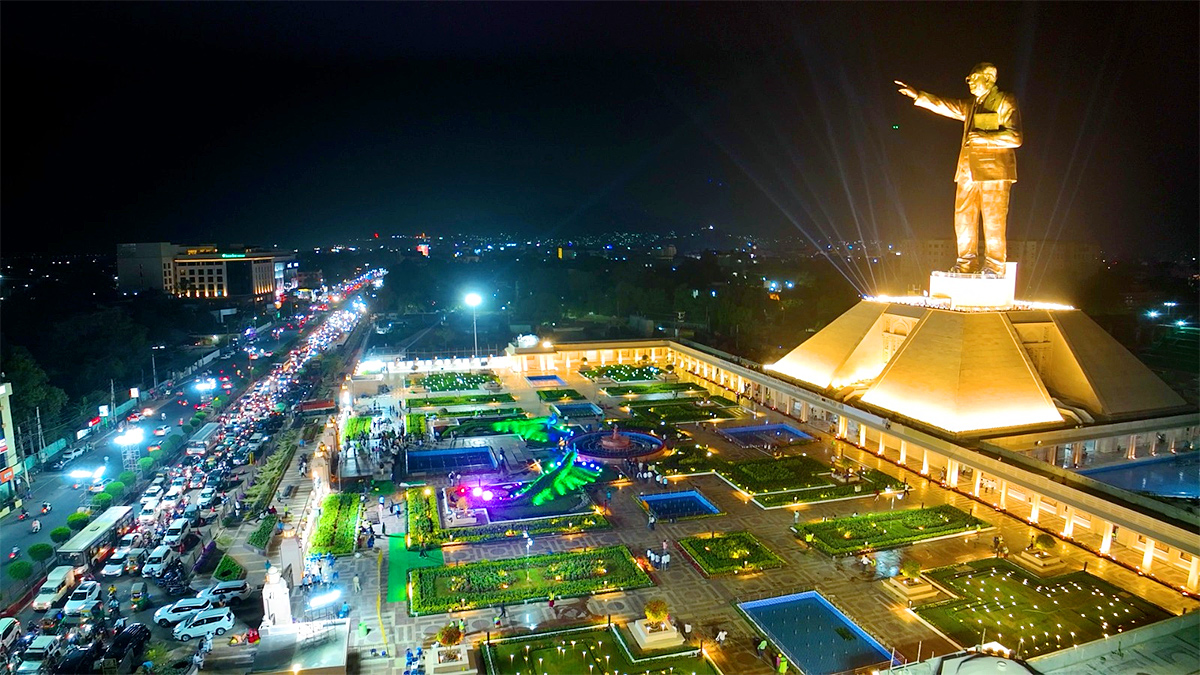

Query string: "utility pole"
[[110, 379, 117, 429], [36, 408, 46, 455]]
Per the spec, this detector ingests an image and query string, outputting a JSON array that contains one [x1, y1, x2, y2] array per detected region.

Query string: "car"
[[160, 491, 180, 511], [14, 635, 64, 675], [62, 582, 100, 615], [140, 486, 163, 504], [172, 607, 234, 641], [118, 532, 144, 550], [153, 425, 170, 436], [53, 640, 104, 675], [62, 448, 84, 462], [87, 479, 113, 494], [102, 623, 152, 671], [127, 413, 142, 423], [48, 460, 67, 472], [170, 476, 188, 489], [141, 546, 177, 577], [197, 487, 217, 508], [188, 473, 207, 490], [195, 580, 251, 605], [0, 617, 21, 654], [152, 597, 212, 627]]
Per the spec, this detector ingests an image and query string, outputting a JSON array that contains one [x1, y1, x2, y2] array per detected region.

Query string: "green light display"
[[509, 448, 600, 506]]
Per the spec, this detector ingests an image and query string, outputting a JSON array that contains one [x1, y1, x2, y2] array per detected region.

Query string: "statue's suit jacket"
[[914, 86, 1022, 183]]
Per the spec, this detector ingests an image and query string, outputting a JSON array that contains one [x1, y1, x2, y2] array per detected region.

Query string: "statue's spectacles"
[[966, 75, 991, 84]]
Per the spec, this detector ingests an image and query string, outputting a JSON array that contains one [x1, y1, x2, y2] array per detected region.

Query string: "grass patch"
[[917, 558, 1171, 657], [797, 504, 988, 556], [708, 395, 739, 407], [405, 413, 428, 437], [603, 382, 706, 396], [309, 493, 360, 555], [409, 546, 651, 614], [344, 415, 373, 439], [536, 388, 586, 402], [407, 393, 515, 408], [410, 371, 498, 392], [678, 531, 785, 576], [434, 407, 526, 419], [754, 470, 906, 506], [629, 402, 736, 424], [386, 534, 441, 603], [579, 364, 660, 382], [405, 488, 608, 548], [483, 625, 717, 675]]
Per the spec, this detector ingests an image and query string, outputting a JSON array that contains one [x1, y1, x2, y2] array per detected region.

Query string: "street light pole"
[[464, 293, 482, 363], [151, 345, 165, 392]]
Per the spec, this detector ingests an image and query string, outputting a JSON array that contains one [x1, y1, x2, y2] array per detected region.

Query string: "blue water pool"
[[525, 375, 566, 387], [740, 591, 895, 674], [723, 423, 813, 448], [1079, 453, 1200, 498], [640, 490, 721, 519], [406, 447, 497, 474], [550, 402, 603, 418]]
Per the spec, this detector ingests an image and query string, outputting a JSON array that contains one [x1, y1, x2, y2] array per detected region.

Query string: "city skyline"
[[2, 3, 1196, 261]]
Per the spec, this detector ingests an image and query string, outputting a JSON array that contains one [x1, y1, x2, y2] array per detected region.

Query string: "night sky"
[[3, 2, 1196, 257]]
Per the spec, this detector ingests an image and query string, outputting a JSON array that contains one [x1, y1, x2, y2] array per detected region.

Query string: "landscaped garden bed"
[[213, 554, 247, 581], [411, 372, 499, 392], [603, 382, 706, 396], [344, 415, 373, 439], [579, 364, 660, 382], [309, 493, 361, 555], [628, 400, 736, 423], [408, 546, 651, 614], [720, 455, 831, 493], [916, 558, 1171, 657], [678, 531, 785, 576], [434, 407, 525, 419], [405, 413, 428, 437], [753, 469, 906, 507], [795, 504, 988, 556], [481, 624, 716, 675], [407, 393, 515, 408], [247, 515, 278, 551], [536, 388, 586, 402], [404, 488, 609, 548]]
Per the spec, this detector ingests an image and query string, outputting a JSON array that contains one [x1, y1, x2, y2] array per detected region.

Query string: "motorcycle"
[[40, 502, 52, 514], [17, 509, 29, 521], [8, 547, 20, 561], [30, 520, 41, 534]]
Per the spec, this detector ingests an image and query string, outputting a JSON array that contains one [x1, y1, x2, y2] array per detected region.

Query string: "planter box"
[[426, 643, 474, 675], [884, 575, 939, 602], [629, 620, 685, 651], [1015, 549, 1065, 574]]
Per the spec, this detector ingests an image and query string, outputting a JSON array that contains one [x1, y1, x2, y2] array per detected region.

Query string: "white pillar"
[[800, 402, 809, 423], [921, 447, 929, 475], [1127, 434, 1138, 460], [947, 460, 960, 488], [1187, 556, 1199, 593], [837, 416, 848, 440], [973, 470, 984, 497], [1062, 505, 1075, 538], [898, 440, 908, 465], [1141, 539, 1156, 571], [1099, 521, 1114, 554], [858, 423, 867, 448], [1149, 434, 1158, 456], [998, 480, 1008, 509], [878, 433, 887, 457], [1030, 494, 1042, 523]]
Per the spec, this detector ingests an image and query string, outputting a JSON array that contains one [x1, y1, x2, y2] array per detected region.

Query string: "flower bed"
[[535, 389, 586, 402], [579, 364, 660, 382], [247, 515, 278, 550], [405, 488, 608, 548], [213, 554, 247, 581], [603, 382, 706, 396], [412, 372, 498, 392], [344, 415, 373, 439], [678, 531, 785, 576], [407, 393, 515, 408], [409, 546, 651, 614], [310, 493, 360, 555], [754, 470, 906, 507], [796, 504, 988, 556]]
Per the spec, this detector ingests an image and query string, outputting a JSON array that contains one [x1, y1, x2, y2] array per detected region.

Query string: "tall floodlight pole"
[[151, 345, 165, 392], [464, 293, 482, 363]]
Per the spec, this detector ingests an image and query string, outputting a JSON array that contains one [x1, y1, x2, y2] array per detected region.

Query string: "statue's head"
[[965, 62, 998, 98]]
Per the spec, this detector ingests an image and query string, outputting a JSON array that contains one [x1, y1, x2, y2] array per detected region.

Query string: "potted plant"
[[899, 559, 922, 585], [643, 598, 669, 631]]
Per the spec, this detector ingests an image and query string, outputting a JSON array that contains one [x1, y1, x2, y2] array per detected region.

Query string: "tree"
[[7, 561, 32, 582], [105, 481, 126, 499], [900, 559, 922, 580], [1034, 534, 1057, 552], [0, 344, 68, 425], [91, 493, 114, 510], [50, 527, 73, 544], [29, 543, 54, 564], [138, 456, 156, 473], [118, 471, 137, 486], [435, 623, 463, 646], [67, 512, 91, 531], [643, 598, 669, 627]]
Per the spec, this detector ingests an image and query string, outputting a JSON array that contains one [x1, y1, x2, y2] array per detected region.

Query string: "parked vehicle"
[[153, 598, 213, 627], [172, 607, 234, 641], [195, 579, 251, 605], [32, 567, 79, 612]]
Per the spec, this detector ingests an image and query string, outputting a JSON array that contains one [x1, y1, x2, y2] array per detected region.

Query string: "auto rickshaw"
[[130, 582, 150, 612], [40, 609, 65, 634]]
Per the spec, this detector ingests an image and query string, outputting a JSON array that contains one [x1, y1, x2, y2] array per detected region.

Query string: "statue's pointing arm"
[[898, 81, 970, 121]]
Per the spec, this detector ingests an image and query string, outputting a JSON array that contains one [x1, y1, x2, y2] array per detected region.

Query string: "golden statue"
[[896, 63, 1023, 275]]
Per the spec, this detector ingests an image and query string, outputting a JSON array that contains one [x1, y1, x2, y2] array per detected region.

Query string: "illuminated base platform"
[[768, 270, 1186, 435]]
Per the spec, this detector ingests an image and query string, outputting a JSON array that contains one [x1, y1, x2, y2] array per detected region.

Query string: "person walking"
[[353, 574, 362, 594], [756, 638, 766, 658], [662, 552, 671, 569], [715, 630, 727, 646]]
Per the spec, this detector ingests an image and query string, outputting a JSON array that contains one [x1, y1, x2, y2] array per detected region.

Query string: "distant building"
[[117, 242, 297, 299], [0, 382, 21, 507]]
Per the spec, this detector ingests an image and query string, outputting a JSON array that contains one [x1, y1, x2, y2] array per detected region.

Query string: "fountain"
[[571, 425, 666, 463]]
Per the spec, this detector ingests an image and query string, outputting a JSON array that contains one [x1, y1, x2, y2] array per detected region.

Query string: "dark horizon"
[[3, 2, 1196, 259]]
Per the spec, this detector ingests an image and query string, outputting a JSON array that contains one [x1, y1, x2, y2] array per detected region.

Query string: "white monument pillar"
[[898, 440, 908, 465], [1030, 494, 1042, 524], [1099, 521, 1114, 554], [1062, 505, 1075, 538], [1141, 539, 1156, 571], [261, 564, 293, 629]]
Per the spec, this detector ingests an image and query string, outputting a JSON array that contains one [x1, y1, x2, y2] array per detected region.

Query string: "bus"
[[57, 506, 136, 569], [186, 423, 223, 456]]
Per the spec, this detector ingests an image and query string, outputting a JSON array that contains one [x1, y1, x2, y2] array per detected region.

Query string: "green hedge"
[[603, 382, 705, 396], [535, 389, 585, 402], [406, 393, 515, 408], [405, 414, 428, 437], [344, 416, 374, 439], [413, 372, 498, 392], [247, 515, 279, 550], [405, 488, 608, 549], [678, 532, 785, 576], [754, 470, 905, 507], [579, 364, 659, 382], [796, 504, 988, 556], [309, 493, 360, 555], [244, 430, 299, 513], [409, 546, 651, 614], [213, 554, 247, 581]]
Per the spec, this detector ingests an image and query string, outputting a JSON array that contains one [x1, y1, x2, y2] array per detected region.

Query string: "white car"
[[160, 489, 181, 511], [62, 447, 85, 462], [118, 532, 144, 549], [63, 581, 100, 615], [172, 607, 234, 641], [154, 425, 170, 436], [197, 488, 217, 508], [170, 476, 188, 490], [153, 597, 213, 627], [195, 580, 251, 605], [140, 486, 163, 505]]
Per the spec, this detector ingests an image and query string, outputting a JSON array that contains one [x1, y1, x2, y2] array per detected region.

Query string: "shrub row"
[[796, 504, 988, 556], [213, 554, 247, 581], [535, 389, 585, 402], [243, 430, 300, 513], [405, 488, 609, 548], [677, 531, 785, 576], [309, 493, 360, 555], [247, 515, 279, 550], [406, 393, 515, 408]]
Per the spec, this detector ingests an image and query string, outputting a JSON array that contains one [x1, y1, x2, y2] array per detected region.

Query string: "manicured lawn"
[[678, 531, 785, 576], [408, 546, 651, 614], [309, 493, 360, 555], [434, 407, 525, 418], [404, 488, 609, 549], [708, 395, 739, 407], [536, 388, 586, 402], [629, 400, 738, 423], [753, 469, 906, 507], [603, 382, 706, 396], [917, 558, 1171, 657], [579, 364, 661, 382], [407, 393, 516, 408], [344, 415, 373, 439], [405, 413, 428, 436], [719, 455, 831, 493], [483, 625, 717, 675], [410, 371, 499, 392], [386, 533, 442, 603], [796, 504, 988, 555]]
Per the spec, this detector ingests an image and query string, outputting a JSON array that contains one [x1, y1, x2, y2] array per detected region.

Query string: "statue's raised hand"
[[894, 80, 918, 100]]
